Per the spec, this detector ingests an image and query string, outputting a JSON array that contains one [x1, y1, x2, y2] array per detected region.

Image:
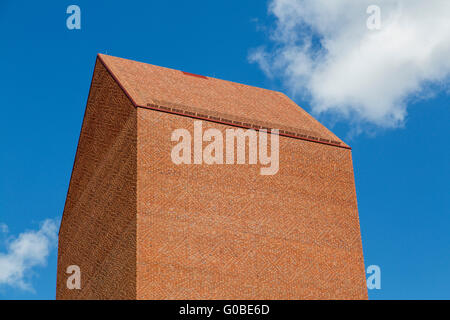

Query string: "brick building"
[[56, 54, 367, 299]]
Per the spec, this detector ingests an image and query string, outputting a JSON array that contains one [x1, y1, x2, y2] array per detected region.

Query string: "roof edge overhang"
[[97, 54, 351, 150]]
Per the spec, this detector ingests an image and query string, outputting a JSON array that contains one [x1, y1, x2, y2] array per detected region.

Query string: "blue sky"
[[0, 1, 448, 299]]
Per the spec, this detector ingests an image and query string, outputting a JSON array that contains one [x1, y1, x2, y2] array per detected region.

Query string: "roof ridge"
[[97, 53, 350, 150]]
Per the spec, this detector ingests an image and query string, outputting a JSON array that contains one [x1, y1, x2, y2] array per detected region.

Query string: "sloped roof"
[[97, 54, 349, 149]]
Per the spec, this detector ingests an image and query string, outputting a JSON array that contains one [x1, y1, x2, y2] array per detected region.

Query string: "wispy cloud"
[[250, 0, 450, 129], [0, 219, 58, 291], [0, 223, 8, 234]]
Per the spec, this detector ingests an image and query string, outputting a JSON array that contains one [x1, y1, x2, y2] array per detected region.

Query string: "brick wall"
[[56, 60, 136, 299], [57, 58, 367, 300], [136, 109, 367, 299]]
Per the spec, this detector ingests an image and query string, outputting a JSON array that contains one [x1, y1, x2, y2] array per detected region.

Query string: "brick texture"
[[98, 54, 348, 148], [56, 60, 137, 299], [57, 55, 367, 300], [136, 110, 367, 299]]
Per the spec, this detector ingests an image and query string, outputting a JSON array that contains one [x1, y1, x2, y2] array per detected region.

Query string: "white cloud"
[[250, 0, 450, 128], [0, 219, 58, 291]]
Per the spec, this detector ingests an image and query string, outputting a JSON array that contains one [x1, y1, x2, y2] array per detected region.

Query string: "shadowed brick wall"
[[56, 60, 136, 299]]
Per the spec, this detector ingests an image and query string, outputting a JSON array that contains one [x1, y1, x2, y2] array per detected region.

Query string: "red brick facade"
[[57, 55, 367, 299], [56, 60, 137, 299]]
